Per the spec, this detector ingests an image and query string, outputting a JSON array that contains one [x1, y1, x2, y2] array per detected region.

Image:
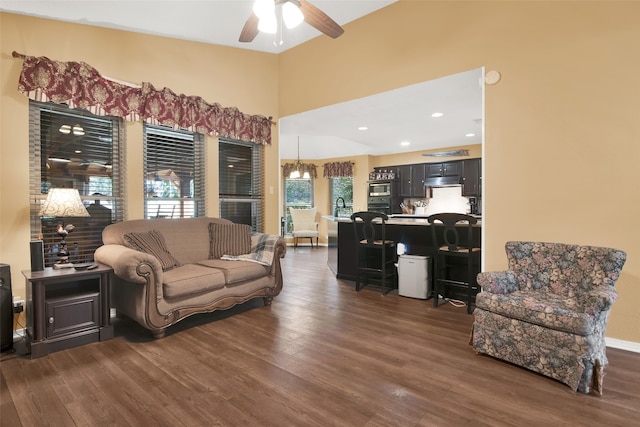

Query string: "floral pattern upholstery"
[[471, 241, 626, 394]]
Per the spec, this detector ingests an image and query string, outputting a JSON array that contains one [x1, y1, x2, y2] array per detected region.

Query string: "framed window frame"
[[143, 124, 205, 219], [283, 177, 315, 235], [218, 138, 264, 232], [29, 101, 125, 266]]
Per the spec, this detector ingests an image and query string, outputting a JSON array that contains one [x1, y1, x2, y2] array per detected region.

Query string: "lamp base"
[[53, 263, 76, 269]]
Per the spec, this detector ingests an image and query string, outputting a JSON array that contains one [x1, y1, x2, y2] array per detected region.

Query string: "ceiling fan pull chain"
[[276, 7, 284, 46]]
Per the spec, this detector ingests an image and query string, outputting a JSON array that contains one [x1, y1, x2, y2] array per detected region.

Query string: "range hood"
[[424, 176, 461, 187]]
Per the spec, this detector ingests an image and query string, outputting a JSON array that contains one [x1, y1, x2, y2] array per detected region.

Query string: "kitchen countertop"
[[322, 214, 482, 227]]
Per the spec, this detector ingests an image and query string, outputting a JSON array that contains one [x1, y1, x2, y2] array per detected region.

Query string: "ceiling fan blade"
[[298, 0, 344, 39], [239, 12, 260, 42]]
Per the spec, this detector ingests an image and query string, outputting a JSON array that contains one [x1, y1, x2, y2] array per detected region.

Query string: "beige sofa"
[[94, 217, 286, 338]]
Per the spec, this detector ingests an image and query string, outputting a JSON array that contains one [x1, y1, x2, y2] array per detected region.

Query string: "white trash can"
[[397, 254, 431, 299]]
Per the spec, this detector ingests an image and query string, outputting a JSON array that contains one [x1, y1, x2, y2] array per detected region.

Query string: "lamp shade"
[[39, 188, 90, 217]]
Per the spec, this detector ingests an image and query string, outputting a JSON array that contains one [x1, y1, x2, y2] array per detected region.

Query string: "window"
[[29, 101, 124, 266], [143, 125, 204, 219], [219, 138, 263, 232], [331, 177, 353, 218], [284, 178, 314, 235]]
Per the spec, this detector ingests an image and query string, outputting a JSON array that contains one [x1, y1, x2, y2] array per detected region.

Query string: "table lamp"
[[39, 188, 90, 267]]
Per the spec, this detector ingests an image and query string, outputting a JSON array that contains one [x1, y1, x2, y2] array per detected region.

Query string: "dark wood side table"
[[22, 264, 114, 359]]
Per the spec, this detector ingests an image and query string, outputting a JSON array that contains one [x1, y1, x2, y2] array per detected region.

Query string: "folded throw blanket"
[[221, 233, 279, 266]]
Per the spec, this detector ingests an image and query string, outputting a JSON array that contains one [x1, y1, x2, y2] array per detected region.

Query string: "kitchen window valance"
[[282, 162, 317, 179], [15, 53, 272, 144], [323, 161, 353, 178]]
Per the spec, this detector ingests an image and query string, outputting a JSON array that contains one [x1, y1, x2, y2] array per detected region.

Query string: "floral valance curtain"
[[282, 162, 318, 179], [16, 54, 272, 144], [323, 161, 354, 178]]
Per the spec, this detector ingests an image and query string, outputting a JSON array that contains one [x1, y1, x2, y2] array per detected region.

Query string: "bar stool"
[[350, 211, 396, 295], [427, 213, 480, 314]]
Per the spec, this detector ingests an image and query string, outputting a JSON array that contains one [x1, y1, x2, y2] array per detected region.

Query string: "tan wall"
[[376, 144, 482, 168], [0, 13, 280, 308], [278, 1, 640, 343]]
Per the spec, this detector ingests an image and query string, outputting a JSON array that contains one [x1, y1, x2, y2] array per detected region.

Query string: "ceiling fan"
[[239, 0, 345, 43]]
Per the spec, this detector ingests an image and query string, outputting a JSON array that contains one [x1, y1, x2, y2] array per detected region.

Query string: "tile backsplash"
[[405, 186, 474, 215]]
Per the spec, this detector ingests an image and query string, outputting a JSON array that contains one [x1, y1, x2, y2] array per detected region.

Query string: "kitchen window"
[[143, 125, 205, 219], [29, 101, 125, 266], [331, 177, 353, 218], [284, 178, 314, 235], [219, 138, 263, 232]]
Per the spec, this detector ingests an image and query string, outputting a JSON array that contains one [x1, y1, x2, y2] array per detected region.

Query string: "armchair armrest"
[[94, 244, 163, 285], [477, 271, 520, 294], [581, 287, 618, 315]]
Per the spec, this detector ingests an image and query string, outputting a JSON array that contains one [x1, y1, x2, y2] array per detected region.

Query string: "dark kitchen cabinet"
[[398, 165, 412, 197], [411, 164, 427, 197], [398, 164, 428, 198], [426, 161, 461, 178], [390, 160, 477, 198], [461, 158, 482, 197]]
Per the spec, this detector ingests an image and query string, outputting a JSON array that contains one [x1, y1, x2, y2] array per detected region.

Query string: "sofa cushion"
[[196, 259, 269, 285], [162, 264, 226, 299], [123, 229, 179, 271], [209, 222, 251, 259], [475, 290, 596, 335]]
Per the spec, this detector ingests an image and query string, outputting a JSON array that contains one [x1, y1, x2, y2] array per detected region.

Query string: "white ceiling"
[[2, 0, 484, 160], [280, 68, 483, 159], [1, 0, 396, 54]]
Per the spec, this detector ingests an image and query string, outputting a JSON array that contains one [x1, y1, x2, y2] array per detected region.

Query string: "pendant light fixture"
[[290, 137, 309, 179]]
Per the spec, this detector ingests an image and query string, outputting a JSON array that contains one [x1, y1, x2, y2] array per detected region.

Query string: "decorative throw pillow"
[[123, 229, 179, 271], [209, 222, 252, 259]]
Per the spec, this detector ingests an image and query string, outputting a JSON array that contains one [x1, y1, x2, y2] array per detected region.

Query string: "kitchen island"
[[323, 215, 482, 295]]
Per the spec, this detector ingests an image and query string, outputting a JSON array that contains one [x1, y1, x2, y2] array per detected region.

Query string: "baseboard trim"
[[606, 337, 640, 353]]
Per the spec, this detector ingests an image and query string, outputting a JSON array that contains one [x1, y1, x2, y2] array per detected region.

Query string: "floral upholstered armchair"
[[471, 241, 626, 395]]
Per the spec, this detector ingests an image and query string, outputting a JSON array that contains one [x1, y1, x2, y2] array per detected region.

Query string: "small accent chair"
[[427, 213, 481, 314], [471, 241, 627, 395], [289, 207, 319, 248], [350, 211, 396, 295]]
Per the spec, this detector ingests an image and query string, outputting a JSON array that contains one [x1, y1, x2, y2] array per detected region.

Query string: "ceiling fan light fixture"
[[253, 0, 274, 19], [283, 2, 304, 29], [258, 11, 277, 34]]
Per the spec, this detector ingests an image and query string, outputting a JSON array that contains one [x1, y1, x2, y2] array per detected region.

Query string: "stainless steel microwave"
[[368, 182, 391, 196]]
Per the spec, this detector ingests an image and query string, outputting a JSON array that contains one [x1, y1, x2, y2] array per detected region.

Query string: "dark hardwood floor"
[[2, 246, 639, 426]]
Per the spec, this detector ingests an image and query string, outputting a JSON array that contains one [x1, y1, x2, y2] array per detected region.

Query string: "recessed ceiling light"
[[358, 126, 368, 131], [465, 133, 475, 137], [431, 112, 444, 118], [400, 141, 410, 146]]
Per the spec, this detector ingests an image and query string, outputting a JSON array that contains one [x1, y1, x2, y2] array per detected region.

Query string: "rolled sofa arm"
[[94, 244, 164, 285], [582, 287, 618, 315], [477, 270, 520, 294]]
